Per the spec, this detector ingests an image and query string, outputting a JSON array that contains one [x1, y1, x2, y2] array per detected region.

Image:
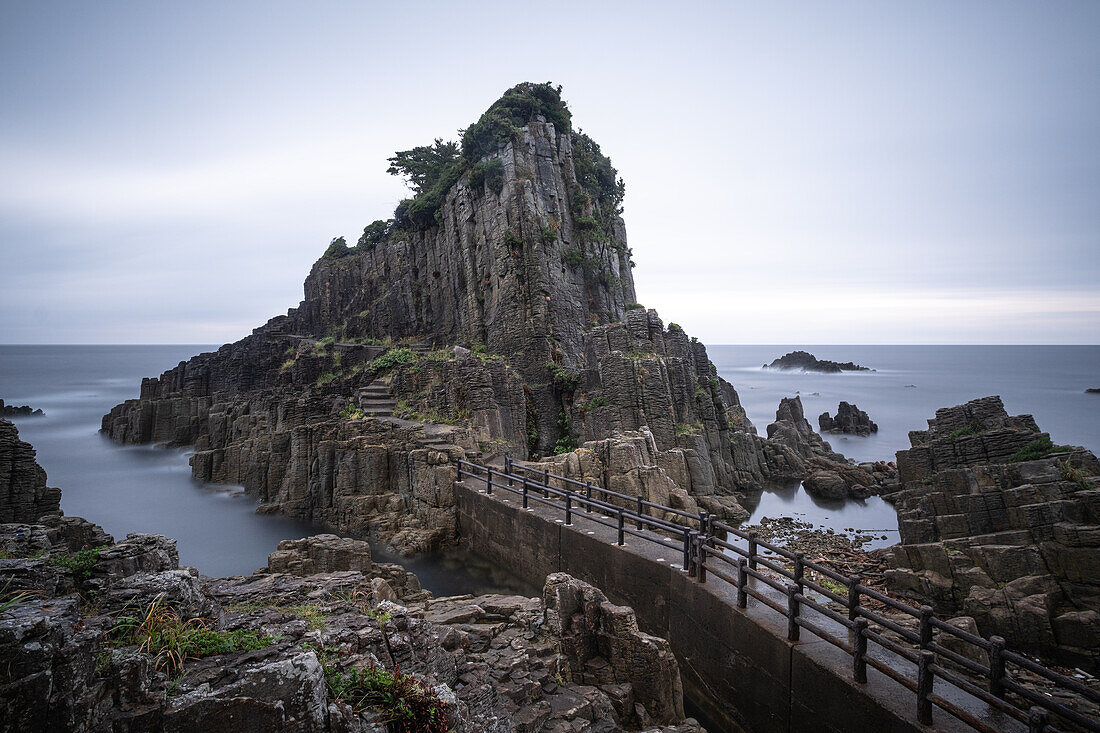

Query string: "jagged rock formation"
[[0, 399, 44, 418], [2, 516, 703, 731], [101, 83, 867, 552], [0, 418, 60, 523], [819, 401, 878, 436], [884, 397, 1100, 670], [763, 350, 871, 373]]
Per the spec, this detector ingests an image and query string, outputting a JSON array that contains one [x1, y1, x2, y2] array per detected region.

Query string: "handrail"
[[455, 457, 1099, 733]]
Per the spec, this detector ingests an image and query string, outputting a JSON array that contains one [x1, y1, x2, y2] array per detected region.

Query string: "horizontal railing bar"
[[929, 693, 1010, 733], [797, 593, 854, 629], [864, 628, 920, 664], [744, 586, 789, 616], [753, 554, 795, 579], [702, 561, 738, 588], [800, 557, 850, 584], [744, 566, 788, 594], [856, 584, 921, 615], [927, 641, 991, 677], [864, 654, 919, 692], [800, 576, 848, 605], [1002, 650, 1100, 704], [797, 615, 854, 654], [1002, 679, 1100, 731], [929, 663, 1027, 724], [858, 607, 922, 644], [930, 616, 993, 651]]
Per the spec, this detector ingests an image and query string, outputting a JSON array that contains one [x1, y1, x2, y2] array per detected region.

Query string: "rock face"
[[763, 350, 871, 373], [0, 418, 60, 524], [99, 84, 860, 553], [818, 401, 878, 436], [884, 397, 1100, 670]]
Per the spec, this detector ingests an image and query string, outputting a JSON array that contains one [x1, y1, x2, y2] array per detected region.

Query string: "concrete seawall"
[[455, 479, 996, 733]]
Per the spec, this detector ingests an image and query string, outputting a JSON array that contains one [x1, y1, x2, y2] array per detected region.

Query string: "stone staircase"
[[357, 379, 396, 417]]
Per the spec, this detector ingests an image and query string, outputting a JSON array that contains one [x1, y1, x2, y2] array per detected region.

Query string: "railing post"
[[737, 558, 748, 608], [485, 466, 493, 494], [565, 490, 573, 526], [1028, 706, 1049, 733], [988, 635, 1006, 699], [919, 605, 934, 650], [543, 468, 550, 498], [636, 495, 644, 530], [585, 482, 592, 513], [682, 531, 691, 570], [917, 650, 934, 726], [748, 532, 758, 570], [853, 618, 868, 683], [699, 510, 709, 534], [793, 552, 804, 595], [847, 575, 861, 622], [617, 509, 625, 545], [522, 477, 529, 509], [505, 454, 513, 487], [687, 531, 699, 578], [786, 583, 800, 641], [697, 534, 707, 584]]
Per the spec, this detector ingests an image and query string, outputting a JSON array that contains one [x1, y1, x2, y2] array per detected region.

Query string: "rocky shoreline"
[[1, 416, 703, 732]]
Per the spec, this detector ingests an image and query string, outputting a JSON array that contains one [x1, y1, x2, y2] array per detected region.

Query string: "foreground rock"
[[884, 396, 1100, 671], [818, 401, 878, 436], [763, 350, 871, 373], [1, 523, 703, 732]]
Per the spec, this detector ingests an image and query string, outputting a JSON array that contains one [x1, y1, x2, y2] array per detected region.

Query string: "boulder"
[[818, 401, 878, 436]]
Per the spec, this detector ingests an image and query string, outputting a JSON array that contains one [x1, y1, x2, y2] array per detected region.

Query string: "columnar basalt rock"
[[100, 83, 869, 554], [0, 419, 61, 524], [884, 397, 1100, 670]]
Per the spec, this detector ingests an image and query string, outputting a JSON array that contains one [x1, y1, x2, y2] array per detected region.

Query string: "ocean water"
[[711, 345, 1099, 548], [1, 345, 1095, 570]]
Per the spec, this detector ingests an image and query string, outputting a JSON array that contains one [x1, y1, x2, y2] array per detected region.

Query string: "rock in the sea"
[[0, 418, 61, 524], [0, 399, 44, 418], [818, 401, 878, 436], [1086, 388, 1100, 394], [763, 350, 871, 373]]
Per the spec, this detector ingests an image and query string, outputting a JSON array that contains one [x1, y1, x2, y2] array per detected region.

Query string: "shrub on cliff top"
[[1010, 435, 1072, 463], [322, 236, 353, 260], [357, 219, 391, 249], [461, 82, 571, 162]]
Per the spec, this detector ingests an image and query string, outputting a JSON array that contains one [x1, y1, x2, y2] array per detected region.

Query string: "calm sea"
[[1, 345, 1096, 569]]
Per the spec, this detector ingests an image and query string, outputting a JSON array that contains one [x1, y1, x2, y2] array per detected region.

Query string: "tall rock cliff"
[[102, 83, 850, 549], [0, 418, 61, 524]]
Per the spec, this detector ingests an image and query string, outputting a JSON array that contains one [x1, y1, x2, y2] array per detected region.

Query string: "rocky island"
[[0, 399, 44, 418], [100, 83, 880, 552], [818, 401, 878, 436], [763, 350, 872, 373]]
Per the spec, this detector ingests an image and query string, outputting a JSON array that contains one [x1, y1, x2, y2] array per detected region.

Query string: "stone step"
[[358, 388, 391, 397], [361, 408, 394, 417], [360, 399, 396, 408]]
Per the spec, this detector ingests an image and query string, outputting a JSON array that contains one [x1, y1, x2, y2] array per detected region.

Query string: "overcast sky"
[[1, 1, 1097, 345]]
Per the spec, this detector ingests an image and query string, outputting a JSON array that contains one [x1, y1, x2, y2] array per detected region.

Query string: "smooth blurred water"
[[0, 345, 320, 576], [710, 345, 1099, 464]]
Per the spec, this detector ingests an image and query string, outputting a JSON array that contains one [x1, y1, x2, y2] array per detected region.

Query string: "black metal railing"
[[455, 458, 1099, 733]]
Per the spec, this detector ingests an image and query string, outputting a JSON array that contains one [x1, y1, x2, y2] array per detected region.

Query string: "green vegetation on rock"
[[49, 547, 103, 581], [1010, 435, 1073, 463], [324, 663, 449, 732], [461, 82, 571, 162]]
